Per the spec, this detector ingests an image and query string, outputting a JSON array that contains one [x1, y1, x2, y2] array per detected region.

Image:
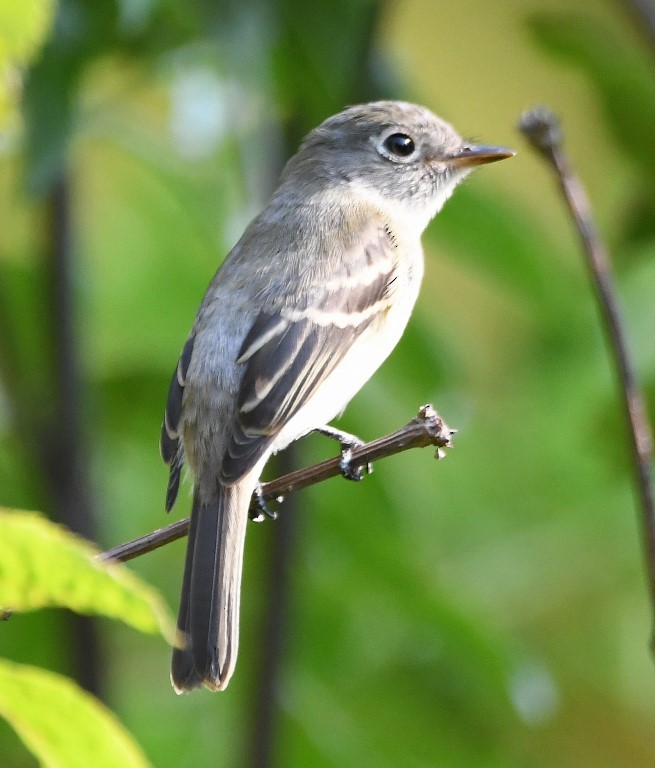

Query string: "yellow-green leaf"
[[0, 659, 152, 768], [0, 0, 54, 65], [0, 509, 174, 641], [0, 0, 55, 126]]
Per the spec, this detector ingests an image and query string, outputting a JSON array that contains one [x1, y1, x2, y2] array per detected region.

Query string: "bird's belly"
[[271, 285, 418, 454]]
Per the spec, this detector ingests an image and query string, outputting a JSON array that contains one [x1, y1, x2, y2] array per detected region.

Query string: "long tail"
[[171, 479, 253, 692]]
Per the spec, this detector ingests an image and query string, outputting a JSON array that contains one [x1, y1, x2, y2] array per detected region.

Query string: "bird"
[[160, 100, 514, 692]]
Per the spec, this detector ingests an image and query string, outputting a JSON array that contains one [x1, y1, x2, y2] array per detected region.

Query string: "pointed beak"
[[446, 144, 516, 168]]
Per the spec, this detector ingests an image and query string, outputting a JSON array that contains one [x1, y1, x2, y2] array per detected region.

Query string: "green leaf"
[[529, 13, 655, 181], [273, 0, 385, 131], [0, 509, 174, 640], [0, 0, 55, 128], [0, 659, 152, 768], [426, 182, 578, 332], [21, 0, 123, 195], [0, 0, 54, 64]]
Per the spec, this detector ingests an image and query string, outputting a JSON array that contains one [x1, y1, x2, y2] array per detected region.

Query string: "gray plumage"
[[161, 100, 513, 692]]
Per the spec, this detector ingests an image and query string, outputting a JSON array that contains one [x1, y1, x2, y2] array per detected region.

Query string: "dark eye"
[[382, 133, 416, 158]]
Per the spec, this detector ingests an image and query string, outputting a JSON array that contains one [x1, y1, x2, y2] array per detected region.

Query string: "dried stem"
[[519, 107, 655, 646], [98, 405, 454, 564]]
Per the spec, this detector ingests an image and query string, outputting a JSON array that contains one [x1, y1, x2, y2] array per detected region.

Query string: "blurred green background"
[[1, 0, 655, 765]]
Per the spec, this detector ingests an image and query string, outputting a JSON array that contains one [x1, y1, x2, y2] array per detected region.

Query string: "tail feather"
[[171, 480, 252, 693]]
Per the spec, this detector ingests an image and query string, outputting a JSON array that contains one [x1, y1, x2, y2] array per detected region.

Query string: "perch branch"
[[519, 107, 655, 644], [98, 404, 454, 564]]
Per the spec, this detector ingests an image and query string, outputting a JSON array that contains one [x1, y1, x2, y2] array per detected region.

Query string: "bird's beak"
[[446, 144, 516, 168]]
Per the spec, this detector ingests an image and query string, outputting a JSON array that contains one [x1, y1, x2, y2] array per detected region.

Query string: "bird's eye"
[[382, 133, 416, 158]]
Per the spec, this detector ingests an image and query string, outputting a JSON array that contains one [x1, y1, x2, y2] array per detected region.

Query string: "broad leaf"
[[0, 659, 152, 768], [0, 509, 174, 640]]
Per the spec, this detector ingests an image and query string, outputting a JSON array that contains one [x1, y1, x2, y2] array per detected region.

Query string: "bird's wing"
[[221, 225, 399, 484], [161, 334, 195, 511]]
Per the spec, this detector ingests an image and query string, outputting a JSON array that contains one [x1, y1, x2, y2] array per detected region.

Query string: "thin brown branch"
[[98, 404, 454, 564], [519, 107, 655, 646]]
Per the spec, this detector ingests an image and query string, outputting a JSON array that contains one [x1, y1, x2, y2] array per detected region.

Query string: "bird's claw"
[[339, 446, 370, 482], [249, 484, 279, 522], [314, 426, 373, 482]]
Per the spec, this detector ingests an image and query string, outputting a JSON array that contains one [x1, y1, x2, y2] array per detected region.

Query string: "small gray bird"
[[161, 100, 513, 692]]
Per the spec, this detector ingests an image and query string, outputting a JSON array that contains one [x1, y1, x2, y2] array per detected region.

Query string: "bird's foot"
[[249, 484, 281, 522], [314, 425, 373, 482]]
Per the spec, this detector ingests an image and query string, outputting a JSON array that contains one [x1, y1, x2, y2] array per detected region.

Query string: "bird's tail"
[[171, 478, 253, 692]]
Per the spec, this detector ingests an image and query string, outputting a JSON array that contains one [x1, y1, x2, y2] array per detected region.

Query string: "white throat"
[[349, 171, 469, 236]]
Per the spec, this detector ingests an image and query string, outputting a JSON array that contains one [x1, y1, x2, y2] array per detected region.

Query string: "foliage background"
[[1, 0, 655, 765]]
